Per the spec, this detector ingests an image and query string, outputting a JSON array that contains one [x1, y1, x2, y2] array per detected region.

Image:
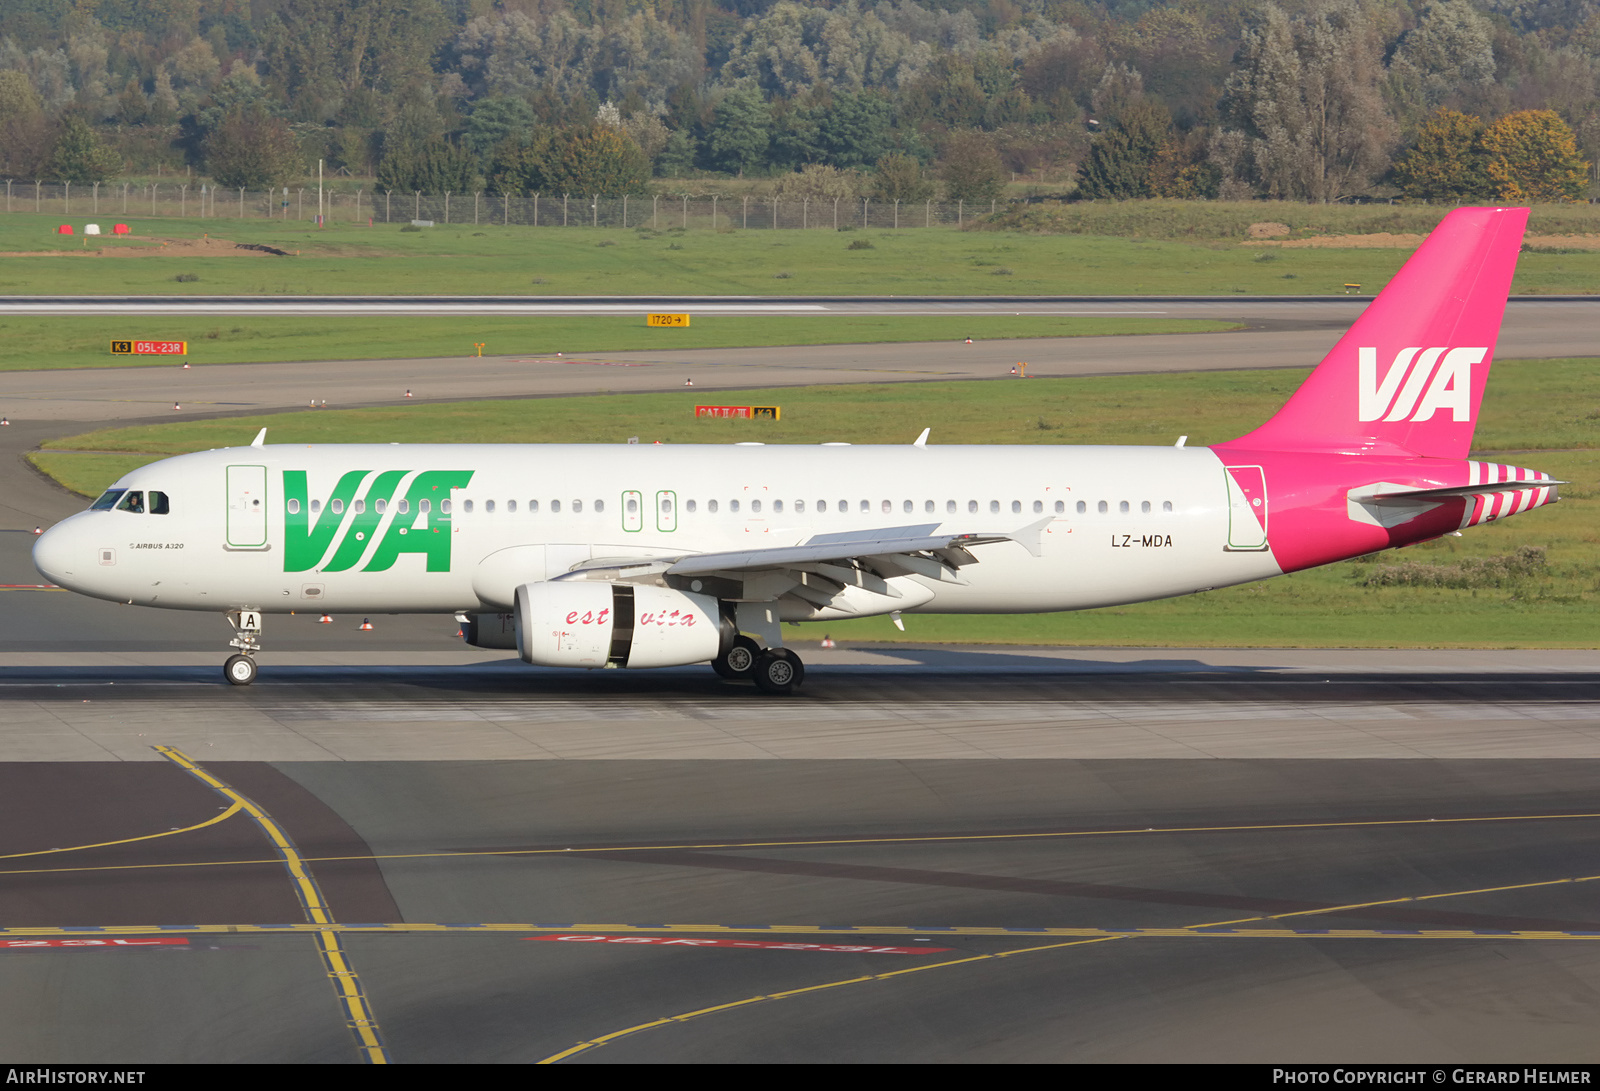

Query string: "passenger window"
[[709, 499, 719, 513], [441, 499, 452, 514], [1141, 501, 1151, 514], [947, 500, 956, 514], [1033, 500, 1043, 514], [332, 499, 344, 514], [484, 500, 494, 514], [1119, 501, 1130, 513], [595, 499, 604, 513], [816, 499, 827, 512], [573, 499, 583, 513], [925, 500, 935, 513], [626, 497, 638, 514], [354, 499, 366, 514], [90, 489, 126, 511], [310, 499, 322, 514], [1055, 500, 1065, 514], [115, 491, 144, 513], [463, 500, 474, 513], [881, 500, 891, 513], [420, 499, 431, 514], [506, 500, 516, 513], [903, 500, 913, 514], [398, 499, 409, 514], [751, 499, 762, 513], [860, 500, 869, 513], [529, 500, 538, 513], [1077, 501, 1086, 514], [1097, 501, 1108, 514], [730, 499, 740, 513], [287, 498, 300, 515], [375, 499, 387, 514], [687, 499, 697, 513], [1011, 500, 1021, 514], [794, 500, 804, 513], [773, 499, 784, 513], [551, 500, 560, 513], [1163, 501, 1173, 512], [838, 500, 848, 512], [968, 500, 978, 514], [989, 500, 1000, 514], [149, 491, 169, 515]]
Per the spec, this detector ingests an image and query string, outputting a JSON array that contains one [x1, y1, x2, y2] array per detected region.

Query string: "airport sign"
[[110, 340, 187, 355], [647, 313, 690, 327], [695, 404, 780, 420]]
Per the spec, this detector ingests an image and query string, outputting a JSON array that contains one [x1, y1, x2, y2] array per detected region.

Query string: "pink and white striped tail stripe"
[[1460, 461, 1558, 528]]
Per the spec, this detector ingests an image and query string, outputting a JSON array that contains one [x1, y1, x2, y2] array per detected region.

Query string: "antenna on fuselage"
[[250, 428, 267, 448], [913, 428, 930, 447]]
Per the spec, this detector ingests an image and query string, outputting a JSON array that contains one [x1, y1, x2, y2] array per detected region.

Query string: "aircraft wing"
[[566, 519, 1054, 604]]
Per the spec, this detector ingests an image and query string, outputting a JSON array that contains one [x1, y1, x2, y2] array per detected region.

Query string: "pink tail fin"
[[1225, 207, 1529, 460]]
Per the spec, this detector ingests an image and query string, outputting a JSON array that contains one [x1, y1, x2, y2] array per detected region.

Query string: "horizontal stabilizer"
[[1367, 481, 1561, 502]]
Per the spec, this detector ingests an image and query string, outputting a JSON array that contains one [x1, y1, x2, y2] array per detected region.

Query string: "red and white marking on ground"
[[0, 937, 189, 948]]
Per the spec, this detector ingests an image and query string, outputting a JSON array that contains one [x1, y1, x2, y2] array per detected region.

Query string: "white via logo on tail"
[[1357, 347, 1487, 423]]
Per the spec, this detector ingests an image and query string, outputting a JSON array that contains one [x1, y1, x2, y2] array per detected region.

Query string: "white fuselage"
[[34, 443, 1284, 618]]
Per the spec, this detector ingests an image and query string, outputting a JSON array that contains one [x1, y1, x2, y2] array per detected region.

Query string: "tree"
[[1387, 0, 1496, 126], [1076, 102, 1172, 199], [1481, 110, 1588, 202], [206, 110, 304, 189], [1392, 109, 1489, 201], [47, 112, 120, 183], [377, 136, 476, 194], [872, 153, 934, 202], [463, 96, 535, 164], [938, 129, 1005, 204], [0, 69, 53, 178], [707, 88, 770, 175], [539, 122, 650, 197], [1219, 2, 1397, 202]]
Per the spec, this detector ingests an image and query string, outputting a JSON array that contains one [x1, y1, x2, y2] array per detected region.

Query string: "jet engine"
[[513, 581, 733, 669]]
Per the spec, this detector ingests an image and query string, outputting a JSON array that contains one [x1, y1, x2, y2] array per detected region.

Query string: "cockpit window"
[[148, 491, 169, 515], [114, 491, 145, 514], [90, 489, 126, 511]]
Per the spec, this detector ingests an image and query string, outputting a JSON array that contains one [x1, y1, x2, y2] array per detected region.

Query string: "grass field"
[[32, 358, 1599, 648], [5, 209, 1600, 296], [0, 313, 1239, 372]]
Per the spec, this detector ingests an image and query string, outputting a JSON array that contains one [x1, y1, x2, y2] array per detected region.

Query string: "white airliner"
[[33, 207, 1557, 693]]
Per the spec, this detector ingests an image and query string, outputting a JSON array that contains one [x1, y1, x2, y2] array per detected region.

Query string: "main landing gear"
[[224, 609, 262, 686], [712, 635, 805, 695]]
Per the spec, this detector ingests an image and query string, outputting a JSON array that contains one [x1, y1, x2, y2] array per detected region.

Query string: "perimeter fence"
[[1, 181, 1002, 230]]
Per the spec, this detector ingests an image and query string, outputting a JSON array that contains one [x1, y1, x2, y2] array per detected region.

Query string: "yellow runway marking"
[[154, 746, 389, 1065], [0, 801, 244, 860], [4, 808, 1598, 880]]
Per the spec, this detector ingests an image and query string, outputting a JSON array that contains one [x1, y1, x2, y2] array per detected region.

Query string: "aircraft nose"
[[33, 518, 87, 588]]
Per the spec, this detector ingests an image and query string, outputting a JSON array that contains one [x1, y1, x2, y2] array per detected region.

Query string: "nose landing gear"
[[224, 609, 262, 686]]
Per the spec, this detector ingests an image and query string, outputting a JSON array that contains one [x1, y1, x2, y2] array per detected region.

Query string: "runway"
[[2, 303, 1598, 1063]]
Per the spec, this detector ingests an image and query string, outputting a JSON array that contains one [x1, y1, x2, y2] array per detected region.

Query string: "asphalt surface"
[[2, 304, 1598, 1063], [5, 757, 1600, 1062]]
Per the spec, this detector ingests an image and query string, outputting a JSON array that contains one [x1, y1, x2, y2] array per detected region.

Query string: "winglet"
[[913, 428, 930, 448], [250, 428, 267, 448], [1008, 515, 1054, 558]]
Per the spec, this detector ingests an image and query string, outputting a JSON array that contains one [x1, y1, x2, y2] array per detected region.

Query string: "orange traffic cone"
[[404, 389, 413, 398], [173, 402, 181, 410], [820, 635, 835, 648], [964, 337, 972, 344], [358, 618, 373, 631], [318, 614, 332, 624], [182, 363, 189, 369]]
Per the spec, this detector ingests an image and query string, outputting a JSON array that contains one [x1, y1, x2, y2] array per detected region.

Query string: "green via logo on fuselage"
[[282, 470, 474, 573]]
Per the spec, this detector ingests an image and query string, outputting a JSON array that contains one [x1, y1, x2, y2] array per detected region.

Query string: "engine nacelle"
[[513, 581, 732, 669]]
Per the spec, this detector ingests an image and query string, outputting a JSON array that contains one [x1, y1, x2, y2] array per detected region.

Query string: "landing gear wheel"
[[224, 654, 257, 686], [713, 635, 762, 680], [752, 648, 804, 695]]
